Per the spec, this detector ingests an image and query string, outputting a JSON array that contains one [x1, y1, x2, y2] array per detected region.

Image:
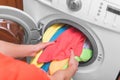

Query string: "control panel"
[[36, 0, 120, 33]]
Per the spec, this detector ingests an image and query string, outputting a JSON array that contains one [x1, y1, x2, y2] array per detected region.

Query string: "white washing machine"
[[0, 0, 120, 79]]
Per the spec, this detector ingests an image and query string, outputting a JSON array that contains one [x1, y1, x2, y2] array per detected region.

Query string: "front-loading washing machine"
[[0, 0, 119, 79]]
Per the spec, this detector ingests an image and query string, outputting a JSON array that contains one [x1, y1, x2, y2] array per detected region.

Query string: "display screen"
[[107, 6, 120, 15]]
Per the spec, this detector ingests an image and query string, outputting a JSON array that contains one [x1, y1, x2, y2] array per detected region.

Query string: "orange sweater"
[[0, 53, 50, 80]]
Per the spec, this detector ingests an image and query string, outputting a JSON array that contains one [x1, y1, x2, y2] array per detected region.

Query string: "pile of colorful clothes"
[[30, 23, 93, 75]]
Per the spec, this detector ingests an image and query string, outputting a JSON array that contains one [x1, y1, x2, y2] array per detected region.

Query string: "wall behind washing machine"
[[0, 0, 23, 9]]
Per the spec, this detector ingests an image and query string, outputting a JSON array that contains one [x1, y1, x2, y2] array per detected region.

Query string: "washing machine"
[[0, 0, 120, 79]]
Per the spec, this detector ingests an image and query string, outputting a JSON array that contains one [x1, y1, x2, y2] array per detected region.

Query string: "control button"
[[67, 0, 82, 11]]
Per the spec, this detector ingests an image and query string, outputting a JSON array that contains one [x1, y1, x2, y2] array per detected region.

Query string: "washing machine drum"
[[31, 23, 93, 75]]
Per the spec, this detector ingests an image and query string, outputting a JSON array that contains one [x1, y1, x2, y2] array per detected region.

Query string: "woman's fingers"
[[35, 42, 55, 52], [66, 49, 78, 78], [38, 42, 55, 49], [29, 42, 55, 57], [69, 49, 79, 67]]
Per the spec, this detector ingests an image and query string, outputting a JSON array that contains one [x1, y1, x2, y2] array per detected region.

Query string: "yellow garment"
[[30, 51, 43, 67], [30, 24, 63, 68], [42, 24, 64, 42], [49, 58, 69, 75]]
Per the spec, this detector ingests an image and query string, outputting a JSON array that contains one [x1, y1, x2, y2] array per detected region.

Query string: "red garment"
[[0, 53, 50, 80], [38, 27, 86, 63]]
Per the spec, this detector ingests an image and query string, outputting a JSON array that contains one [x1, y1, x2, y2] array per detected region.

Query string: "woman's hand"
[[50, 50, 78, 80], [29, 42, 55, 56], [0, 40, 54, 58]]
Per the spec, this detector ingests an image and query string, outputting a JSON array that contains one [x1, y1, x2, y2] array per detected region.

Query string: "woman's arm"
[[0, 40, 54, 58], [0, 48, 78, 80], [0, 40, 78, 80]]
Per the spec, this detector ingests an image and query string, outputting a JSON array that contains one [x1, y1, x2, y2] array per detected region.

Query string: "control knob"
[[67, 0, 82, 11]]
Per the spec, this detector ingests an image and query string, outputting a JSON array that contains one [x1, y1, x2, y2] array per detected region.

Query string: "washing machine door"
[[0, 6, 41, 44]]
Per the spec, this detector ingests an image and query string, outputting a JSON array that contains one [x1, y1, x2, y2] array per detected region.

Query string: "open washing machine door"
[[0, 6, 41, 44]]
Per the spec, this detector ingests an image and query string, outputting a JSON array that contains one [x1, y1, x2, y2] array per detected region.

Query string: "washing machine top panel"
[[36, 0, 120, 33], [0, 6, 41, 44]]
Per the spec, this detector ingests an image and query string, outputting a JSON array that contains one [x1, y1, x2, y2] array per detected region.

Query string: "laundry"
[[30, 24, 64, 68], [49, 25, 69, 41], [41, 25, 69, 72], [75, 40, 92, 62], [41, 62, 50, 72], [49, 44, 93, 75], [79, 40, 92, 62], [30, 51, 44, 67], [38, 27, 86, 63], [49, 58, 69, 75], [78, 48, 92, 62], [42, 24, 64, 42], [31, 24, 92, 75]]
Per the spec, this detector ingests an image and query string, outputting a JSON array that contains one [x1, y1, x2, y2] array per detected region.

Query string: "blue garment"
[[41, 25, 69, 72]]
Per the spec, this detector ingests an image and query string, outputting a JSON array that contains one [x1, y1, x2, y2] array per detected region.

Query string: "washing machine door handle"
[[0, 6, 41, 44]]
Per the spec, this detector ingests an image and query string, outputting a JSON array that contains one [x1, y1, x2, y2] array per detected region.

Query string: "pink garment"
[[38, 27, 86, 63]]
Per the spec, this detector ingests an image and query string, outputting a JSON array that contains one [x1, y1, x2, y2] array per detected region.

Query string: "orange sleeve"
[[0, 53, 50, 80]]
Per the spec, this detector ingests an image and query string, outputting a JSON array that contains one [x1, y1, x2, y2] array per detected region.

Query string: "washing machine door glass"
[[0, 6, 40, 44], [0, 19, 24, 44]]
